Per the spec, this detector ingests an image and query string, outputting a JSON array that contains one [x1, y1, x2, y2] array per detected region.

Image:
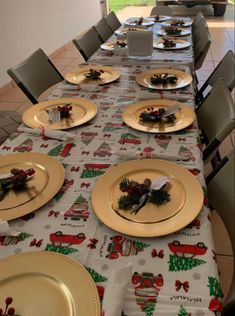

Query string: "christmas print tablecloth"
[[0, 64, 223, 316], [89, 20, 194, 68]]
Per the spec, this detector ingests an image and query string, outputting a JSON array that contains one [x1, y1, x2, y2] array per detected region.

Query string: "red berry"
[[5, 297, 13, 305], [7, 307, 15, 315]]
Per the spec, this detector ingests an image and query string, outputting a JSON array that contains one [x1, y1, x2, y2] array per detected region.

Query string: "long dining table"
[[0, 17, 224, 316]]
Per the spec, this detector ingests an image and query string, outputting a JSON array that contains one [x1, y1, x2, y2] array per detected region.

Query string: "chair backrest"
[[106, 11, 121, 31], [7, 48, 63, 104], [192, 11, 204, 31], [150, 6, 173, 17], [207, 150, 235, 311], [73, 28, 102, 62], [194, 28, 211, 71], [0, 111, 22, 145], [93, 17, 113, 42], [193, 17, 208, 44], [197, 79, 235, 161]]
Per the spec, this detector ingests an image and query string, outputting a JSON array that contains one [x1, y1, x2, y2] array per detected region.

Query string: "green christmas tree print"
[[169, 255, 206, 272], [143, 301, 156, 316], [178, 305, 188, 316], [45, 243, 78, 255], [208, 277, 223, 298], [134, 240, 151, 251], [86, 267, 107, 283], [48, 144, 63, 156], [81, 168, 105, 178]]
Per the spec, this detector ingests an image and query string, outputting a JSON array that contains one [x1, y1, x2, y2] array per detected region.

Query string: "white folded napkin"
[[0, 220, 20, 237], [115, 151, 190, 162], [102, 263, 132, 316], [18, 126, 75, 141]]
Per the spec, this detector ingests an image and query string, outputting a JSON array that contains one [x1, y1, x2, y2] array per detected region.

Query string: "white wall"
[[0, 0, 102, 86]]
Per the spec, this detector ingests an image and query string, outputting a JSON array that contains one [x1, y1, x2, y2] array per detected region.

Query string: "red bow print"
[[104, 134, 111, 138], [82, 151, 89, 155], [48, 210, 59, 217], [178, 138, 186, 141], [80, 182, 90, 188], [175, 280, 189, 292], [71, 166, 80, 172], [151, 249, 164, 258], [2, 146, 11, 150], [87, 238, 98, 249], [30, 239, 43, 247], [40, 144, 48, 148]]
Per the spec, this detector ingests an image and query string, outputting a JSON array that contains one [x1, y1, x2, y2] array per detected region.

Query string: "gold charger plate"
[[100, 41, 127, 51], [0, 153, 65, 220], [154, 39, 191, 50], [135, 68, 192, 90], [0, 251, 100, 316], [125, 19, 154, 27], [161, 18, 192, 27], [22, 97, 97, 130], [115, 27, 148, 36], [157, 28, 191, 37], [92, 159, 203, 237], [65, 66, 120, 85], [122, 99, 195, 133]]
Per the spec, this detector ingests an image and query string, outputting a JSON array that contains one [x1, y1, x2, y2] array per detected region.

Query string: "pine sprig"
[[118, 178, 171, 214]]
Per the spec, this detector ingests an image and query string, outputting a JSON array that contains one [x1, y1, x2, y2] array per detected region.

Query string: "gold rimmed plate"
[[154, 39, 191, 50], [0, 251, 100, 316], [161, 18, 192, 27], [100, 41, 127, 51], [157, 28, 191, 37], [135, 68, 192, 90], [22, 98, 97, 130], [92, 159, 203, 237], [65, 66, 120, 85], [0, 153, 65, 220], [115, 27, 148, 36], [125, 19, 154, 27], [122, 99, 195, 133], [148, 15, 171, 22]]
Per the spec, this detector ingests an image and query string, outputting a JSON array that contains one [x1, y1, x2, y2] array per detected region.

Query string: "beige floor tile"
[[196, 70, 212, 81], [211, 47, 234, 61], [198, 61, 215, 71], [0, 101, 23, 111], [0, 87, 27, 103], [216, 255, 234, 302], [219, 134, 233, 158], [211, 211, 233, 256]]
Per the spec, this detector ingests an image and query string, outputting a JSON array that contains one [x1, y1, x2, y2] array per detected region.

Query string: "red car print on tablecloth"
[[132, 272, 164, 315], [119, 133, 141, 145], [169, 240, 207, 258], [49, 231, 86, 247], [186, 219, 201, 229], [13, 138, 33, 152], [106, 236, 150, 259]]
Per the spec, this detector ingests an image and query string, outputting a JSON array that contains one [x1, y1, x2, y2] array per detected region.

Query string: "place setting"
[[135, 68, 192, 90], [115, 27, 148, 36], [0, 251, 101, 316], [161, 17, 193, 28], [100, 39, 127, 51], [91, 159, 203, 237], [122, 99, 195, 133], [147, 15, 171, 22], [157, 26, 191, 37], [153, 37, 192, 50], [125, 16, 155, 27]]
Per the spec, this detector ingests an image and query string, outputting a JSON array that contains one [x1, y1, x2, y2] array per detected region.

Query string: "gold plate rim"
[[125, 19, 155, 27], [115, 27, 148, 35], [135, 68, 192, 90], [153, 39, 191, 50], [22, 97, 97, 130], [161, 19, 192, 27], [65, 66, 120, 85], [157, 28, 191, 37], [92, 159, 203, 237], [0, 153, 65, 220], [0, 251, 101, 316], [122, 99, 195, 133], [147, 15, 171, 22]]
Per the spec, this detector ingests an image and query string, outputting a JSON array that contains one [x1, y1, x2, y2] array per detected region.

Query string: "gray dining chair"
[[7, 48, 63, 105], [92, 17, 113, 43], [150, 6, 173, 17], [207, 149, 235, 313], [197, 79, 235, 163], [0, 111, 22, 145], [192, 11, 205, 32], [194, 28, 211, 71], [106, 11, 121, 32], [196, 50, 235, 107], [193, 17, 208, 44], [73, 28, 102, 62]]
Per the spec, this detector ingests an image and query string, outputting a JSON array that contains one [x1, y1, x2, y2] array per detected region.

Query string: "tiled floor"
[[0, 4, 234, 301]]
